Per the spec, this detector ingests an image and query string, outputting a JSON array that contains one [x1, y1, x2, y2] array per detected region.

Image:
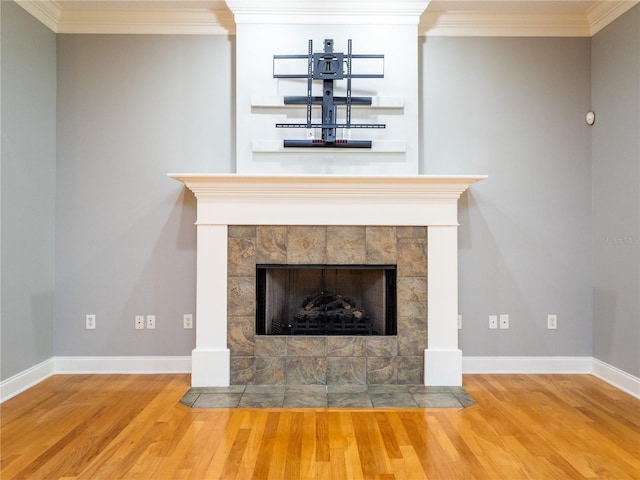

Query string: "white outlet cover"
[[499, 314, 509, 329]]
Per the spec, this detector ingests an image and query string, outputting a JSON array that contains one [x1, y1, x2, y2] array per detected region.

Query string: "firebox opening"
[[256, 264, 397, 336]]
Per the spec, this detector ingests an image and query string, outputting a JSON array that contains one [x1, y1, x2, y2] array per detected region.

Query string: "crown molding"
[[56, 6, 234, 35], [225, 0, 430, 25], [15, 0, 62, 32], [15, 0, 640, 36], [419, 11, 593, 37], [588, 0, 639, 35], [16, 1, 234, 34]]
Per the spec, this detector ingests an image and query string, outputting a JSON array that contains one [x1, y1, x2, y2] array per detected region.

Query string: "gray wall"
[[1, 1, 57, 380], [55, 34, 233, 355], [422, 36, 593, 356], [591, 5, 640, 376], [2, 4, 638, 379]]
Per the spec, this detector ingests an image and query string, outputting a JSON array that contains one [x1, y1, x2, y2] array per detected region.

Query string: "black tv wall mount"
[[273, 38, 385, 148]]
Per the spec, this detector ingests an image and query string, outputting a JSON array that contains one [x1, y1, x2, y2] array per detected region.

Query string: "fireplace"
[[169, 174, 486, 387], [256, 264, 397, 336]]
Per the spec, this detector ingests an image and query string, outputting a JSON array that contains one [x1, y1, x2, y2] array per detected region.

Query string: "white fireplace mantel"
[[169, 174, 486, 386]]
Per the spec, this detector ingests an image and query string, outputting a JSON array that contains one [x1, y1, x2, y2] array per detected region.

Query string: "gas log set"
[[273, 290, 373, 335]]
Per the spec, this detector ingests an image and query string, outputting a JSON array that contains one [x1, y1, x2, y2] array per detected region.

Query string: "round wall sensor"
[[586, 111, 596, 125]]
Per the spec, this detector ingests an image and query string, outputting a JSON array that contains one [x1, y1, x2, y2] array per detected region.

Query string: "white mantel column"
[[425, 225, 462, 386], [191, 224, 230, 386]]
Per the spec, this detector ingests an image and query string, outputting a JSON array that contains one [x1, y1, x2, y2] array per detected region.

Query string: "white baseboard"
[[0, 358, 56, 403], [463, 356, 640, 399], [462, 356, 593, 374], [3, 355, 638, 403], [0, 356, 191, 403], [591, 357, 640, 399]]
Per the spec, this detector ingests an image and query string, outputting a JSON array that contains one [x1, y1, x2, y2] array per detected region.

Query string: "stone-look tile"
[[397, 277, 427, 318], [286, 385, 327, 395], [286, 226, 327, 264], [454, 391, 477, 408], [408, 386, 467, 394], [227, 276, 255, 317], [367, 357, 397, 384], [371, 392, 418, 408], [396, 226, 427, 239], [396, 356, 424, 385], [328, 393, 373, 408], [256, 226, 287, 263], [287, 337, 326, 357], [230, 357, 255, 385], [239, 393, 285, 408], [365, 227, 397, 264], [192, 393, 242, 408], [326, 226, 366, 264], [327, 336, 366, 357], [327, 384, 369, 394], [228, 226, 256, 238], [228, 236, 256, 276], [179, 390, 200, 407], [397, 317, 427, 356], [326, 357, 366, 385], [412, 393, 462, 408], [255, 336, 287, 357], [244, 385, 286, 394], [397, 237, 426, 277], [255, 357, 286, 385], [366, 336, 398, 357], [367, 384, 409, 394], [195, 386, 246, 394], [286, 357, 326, 385], [284, 385, 328, 408], [228, 317, 255, 356]]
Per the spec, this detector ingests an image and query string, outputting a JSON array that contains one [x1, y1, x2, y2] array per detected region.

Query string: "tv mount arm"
[[273, 39, 385, 148]]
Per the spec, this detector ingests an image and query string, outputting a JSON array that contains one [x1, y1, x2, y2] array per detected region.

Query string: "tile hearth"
[[180, 385, 476, 409]]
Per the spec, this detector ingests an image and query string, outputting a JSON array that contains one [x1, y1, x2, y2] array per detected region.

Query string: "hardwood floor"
[[1, 374, 638, 479]]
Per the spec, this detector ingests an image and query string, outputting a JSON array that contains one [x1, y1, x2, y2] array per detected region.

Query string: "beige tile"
[[366, 227, 397, 264], [326, 226, 366, 264], [228, 226, 256, 238], [397, 277, 427, 318], [286, 226, 327, 264], [286, 357, 326, 385], [287, 337, 327, 356], [228, 316, 255, 356], [228, 236, 256, 276], [227, 276, 255, 317], [256, 226, 287, 263], [255, 357, 286, 385], [397, 237, 426, 277]]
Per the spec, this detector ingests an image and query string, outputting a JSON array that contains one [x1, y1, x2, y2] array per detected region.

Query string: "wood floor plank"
[[1, 373, 639, 480]]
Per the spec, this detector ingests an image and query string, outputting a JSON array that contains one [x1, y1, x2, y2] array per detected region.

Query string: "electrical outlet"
[[183, 314, 193, 329], [547, 314, 558, 330], [457, 314, 462, 330], [499, 314, 509, 329], [135, 315, 145, 330], [146, 315, 156, 329], [86, 314, 96, 330], [489, 315, 498, 329]]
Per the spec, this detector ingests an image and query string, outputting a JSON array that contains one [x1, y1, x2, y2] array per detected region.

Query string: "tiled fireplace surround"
[[170, 174, 485, 387], [228, 225, 427, 385]]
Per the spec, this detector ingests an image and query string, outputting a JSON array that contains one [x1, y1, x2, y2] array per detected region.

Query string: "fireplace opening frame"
[[256, 264, 397, 336]]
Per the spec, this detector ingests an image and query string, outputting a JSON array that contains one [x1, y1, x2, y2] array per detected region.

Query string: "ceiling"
[[17, 0, 639, 36]]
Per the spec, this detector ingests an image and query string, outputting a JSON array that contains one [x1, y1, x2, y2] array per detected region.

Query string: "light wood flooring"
[[1, 373, 638, 479]]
